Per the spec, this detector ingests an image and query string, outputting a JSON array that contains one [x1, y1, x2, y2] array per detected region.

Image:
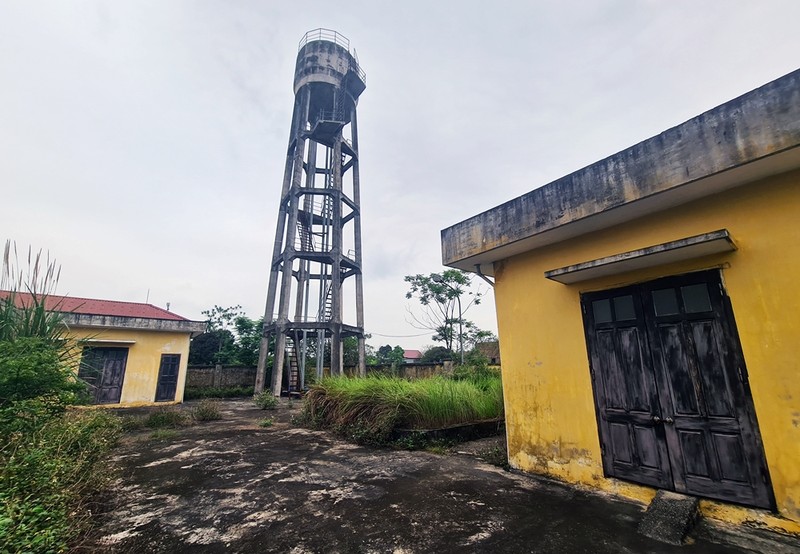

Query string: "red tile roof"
[[403, 349, 423, 359], [0, 291, 189, 321]]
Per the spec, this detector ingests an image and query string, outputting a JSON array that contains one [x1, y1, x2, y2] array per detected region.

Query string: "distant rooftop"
[[0, 291, 189, 321]]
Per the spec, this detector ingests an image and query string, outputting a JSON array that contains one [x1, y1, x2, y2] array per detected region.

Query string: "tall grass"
[[0, 240, 120, 551], [302, 374, 503, 444], [1, 240, 66, 344]]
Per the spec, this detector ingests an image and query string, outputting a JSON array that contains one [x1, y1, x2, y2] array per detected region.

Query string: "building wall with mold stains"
[[494, 168, 800, 533], [68, 326, 192, 407]]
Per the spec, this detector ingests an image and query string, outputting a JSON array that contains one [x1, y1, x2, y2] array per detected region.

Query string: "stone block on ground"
[[637, 490, 699, 545]]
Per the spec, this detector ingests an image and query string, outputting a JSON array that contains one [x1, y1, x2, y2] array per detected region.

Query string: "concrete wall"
[[494, 169, 800, 533], [186, 366, 257, 389], [69, 326, 192, 407]]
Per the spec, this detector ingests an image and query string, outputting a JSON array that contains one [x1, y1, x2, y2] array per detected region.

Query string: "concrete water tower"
[[255, 29, 367, 396]]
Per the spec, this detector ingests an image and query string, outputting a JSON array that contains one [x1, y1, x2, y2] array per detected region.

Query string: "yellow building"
[[441, 69, 800, 533], [8, 293, 206, 406]]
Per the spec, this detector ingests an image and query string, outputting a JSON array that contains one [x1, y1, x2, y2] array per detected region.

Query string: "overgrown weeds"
[[0, 240, 123, 551], [191, 399, 222, 421], [0, 409, 122, 552], [144, 407, 192, 428], [300, 374, 503, 446], [253, 391, 278, 410]]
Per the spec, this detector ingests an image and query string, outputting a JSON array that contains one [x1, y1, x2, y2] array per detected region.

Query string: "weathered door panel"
[[582, 270, 774, 510], [643, 271, 774, 509], [582, 289, 673, 489], [79, 347, 128, 404]]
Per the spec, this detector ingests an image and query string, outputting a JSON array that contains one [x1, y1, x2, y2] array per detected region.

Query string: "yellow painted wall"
[[67, 326, 192, 407], [494, 168, 800, 532]]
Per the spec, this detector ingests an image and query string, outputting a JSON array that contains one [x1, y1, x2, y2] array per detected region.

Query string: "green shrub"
[[0, 242, 123, 551], [258, 417, 274, 428], [253, 391, 278, 410], [144, 407, 191, 428], [0, 395, 68, 441], [191, 399, 222, 421], [0, 409, 121, 552], [0, 338, 86, 405]]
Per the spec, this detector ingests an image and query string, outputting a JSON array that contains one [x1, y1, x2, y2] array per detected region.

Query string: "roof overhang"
[[544, 229, 736, 284], [441, 69, 800, 276]]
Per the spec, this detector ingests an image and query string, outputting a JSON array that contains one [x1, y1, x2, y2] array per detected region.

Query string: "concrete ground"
[[89, 399, 799, 553]]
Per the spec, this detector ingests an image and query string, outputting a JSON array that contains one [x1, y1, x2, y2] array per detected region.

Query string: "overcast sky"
[[2, 1, 799, 350]]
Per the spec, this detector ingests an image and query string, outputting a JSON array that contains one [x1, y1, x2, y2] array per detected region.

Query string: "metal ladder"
[[285, 335, 300, 392]]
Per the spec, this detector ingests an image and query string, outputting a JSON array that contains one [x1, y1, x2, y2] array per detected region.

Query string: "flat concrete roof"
[[63, 313, 207, 336], [441, 69, 800, 275]]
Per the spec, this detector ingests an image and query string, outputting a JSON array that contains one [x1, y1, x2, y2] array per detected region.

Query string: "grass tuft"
[[144, 407, 191, 429], [253, 391, 278, 410], [149, 429, 179, 442], [191, 399, 222, 421]]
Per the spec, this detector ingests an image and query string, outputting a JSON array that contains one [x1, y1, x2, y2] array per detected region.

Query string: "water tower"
[[255, 29, 367, 396]]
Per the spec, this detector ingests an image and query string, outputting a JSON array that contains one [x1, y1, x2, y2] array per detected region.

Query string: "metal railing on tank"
[[299, 28, 350, 51], [298, 28, 366, 85]]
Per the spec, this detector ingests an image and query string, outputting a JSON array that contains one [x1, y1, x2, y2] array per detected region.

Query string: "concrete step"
[[638, 490, 699, 545]]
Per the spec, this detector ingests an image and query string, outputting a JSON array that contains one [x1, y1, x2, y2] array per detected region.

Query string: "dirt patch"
[[86, 399, 786, 553]]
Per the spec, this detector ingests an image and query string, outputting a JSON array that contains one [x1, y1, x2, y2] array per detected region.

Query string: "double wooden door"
[[78, 347, 128, 404], [581, 270, 774, 509]]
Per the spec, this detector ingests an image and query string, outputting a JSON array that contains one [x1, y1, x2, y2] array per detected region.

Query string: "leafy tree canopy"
[[421, 346, 455, 363], [202, 305, 243, 333], [376, 344, 405, 365], [189, 307, 265, 367], [404, 269, 487, 358]]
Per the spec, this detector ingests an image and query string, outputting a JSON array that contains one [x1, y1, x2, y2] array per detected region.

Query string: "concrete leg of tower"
[[357, 337, 366, 377], [271, 331, 287, 396], [254, 331, 271, 394], [331, 326, 342, 376]]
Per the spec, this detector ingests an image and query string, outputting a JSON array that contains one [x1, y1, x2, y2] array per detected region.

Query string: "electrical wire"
[[368, 331, 430, 337]]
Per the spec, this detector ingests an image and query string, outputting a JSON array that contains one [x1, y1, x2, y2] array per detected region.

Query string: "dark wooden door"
[[582, 270, 774, 509], [78, 347, 128, 404], [582, 286, 673, 489], [155, 354, 180, 402]]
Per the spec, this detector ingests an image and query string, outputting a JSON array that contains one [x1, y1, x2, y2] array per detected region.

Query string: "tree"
[[404, 269, 484, 362], [376, 344, 405, 365], [341, 334, 375, 367], [462, 323, 497, 352], [342, 336, 360, 367], [202, 305, 243, 333], [421, 346, 455, 363], [364, 343, 378, 365], [188, 329, 236, 365], [189, 307, 266, 366], [234, 316, 264, 367]]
